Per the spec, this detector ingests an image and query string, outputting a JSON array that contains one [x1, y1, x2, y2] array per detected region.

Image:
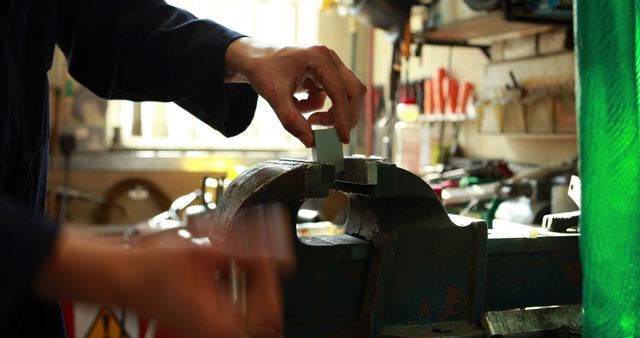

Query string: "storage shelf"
[[478, 132, 576, 140], [424, 114, 468, 122], [414, 11, 560, 48]]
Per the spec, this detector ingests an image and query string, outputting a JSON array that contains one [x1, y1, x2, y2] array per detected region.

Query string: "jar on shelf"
[[394, 97, 431, 175]]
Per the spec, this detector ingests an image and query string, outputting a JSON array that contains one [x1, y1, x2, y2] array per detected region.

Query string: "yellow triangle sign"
[[84, 306, 130, 338]]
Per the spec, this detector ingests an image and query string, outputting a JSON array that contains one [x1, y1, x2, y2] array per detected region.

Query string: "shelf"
[[424, 114, 468, 123], [478, 132, 576, 140], [414, 11, 559, 48]]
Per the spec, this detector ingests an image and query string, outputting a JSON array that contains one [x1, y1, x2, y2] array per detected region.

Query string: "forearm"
[[57, 0, 258, 137], [34, 230, 137, 307], [31, 223, 287, 337], [224, 37, 273, 83], [59, 0, 236, 100]]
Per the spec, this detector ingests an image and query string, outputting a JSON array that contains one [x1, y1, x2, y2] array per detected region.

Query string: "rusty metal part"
[[482, 305, 582, 337], [381, 321, 485, 338]]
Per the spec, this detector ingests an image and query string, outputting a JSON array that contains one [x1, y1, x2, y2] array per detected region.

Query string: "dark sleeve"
[[56, 0, 258, 137], [0, 194, 59, 323]]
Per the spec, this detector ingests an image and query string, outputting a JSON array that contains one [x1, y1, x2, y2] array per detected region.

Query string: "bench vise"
[[213, 157, 581, 338]]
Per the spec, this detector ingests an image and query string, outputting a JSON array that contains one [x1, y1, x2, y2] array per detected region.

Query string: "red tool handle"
[[457, 82, 474, 114], [447, 78, 459, 114], [435, 68, 447, 114], [423, 79, 435, 115]]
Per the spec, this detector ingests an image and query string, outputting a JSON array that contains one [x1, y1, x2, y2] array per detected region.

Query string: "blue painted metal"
[[216, 158, 581, 337]]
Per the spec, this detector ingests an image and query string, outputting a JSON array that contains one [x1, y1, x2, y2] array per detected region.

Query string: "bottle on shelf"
[[394, 97, 431, 175]]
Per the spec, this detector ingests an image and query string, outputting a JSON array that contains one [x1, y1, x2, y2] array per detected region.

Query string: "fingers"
[[130, 243, 284, 338], [294, 80, 327, 113], [327, 49, 365, 130], [307, 47, 366, 142], [225, 203, 296, 273], [272, 97, 315, 147], [305, 46, 352, 142], [243, 43, 364, 146], [307, 111, 335, 126], [245, 258, 284, 333], [200, 249, 284, 337]]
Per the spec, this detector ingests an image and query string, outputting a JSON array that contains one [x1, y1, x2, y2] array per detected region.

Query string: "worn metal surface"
[[215, 158, 486, 337], [214, 158, 582, 337], [542, 210, 580, 232], [381, 321, 485, 338], [336, 157, 381, 185], [482, 305, 582, 337], [214, 160, 333, 232], [485, 236, 582, 311]]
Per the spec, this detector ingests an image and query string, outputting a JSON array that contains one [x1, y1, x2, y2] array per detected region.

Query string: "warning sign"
[[84, 306, 131, 338]]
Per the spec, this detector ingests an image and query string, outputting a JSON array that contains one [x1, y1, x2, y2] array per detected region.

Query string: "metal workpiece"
[[567, 175, 581, 209], [336, 156, 382, 185], [312, 128, 345, 172], [213, 157, 582, 337]]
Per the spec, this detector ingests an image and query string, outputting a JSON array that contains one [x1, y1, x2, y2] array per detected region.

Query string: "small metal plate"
[[568, 175, 581, 209], [312, 128, 344, 172]]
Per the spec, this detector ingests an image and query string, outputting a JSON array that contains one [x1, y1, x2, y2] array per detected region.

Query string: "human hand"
[[133, 202, 296, 338], [225, 37, 366, 147], [128, 245, 284, 338], [36, 230, 285, 338]]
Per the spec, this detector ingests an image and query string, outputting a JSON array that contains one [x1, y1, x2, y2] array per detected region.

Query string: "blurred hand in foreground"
[[35, 202, 294, 338]]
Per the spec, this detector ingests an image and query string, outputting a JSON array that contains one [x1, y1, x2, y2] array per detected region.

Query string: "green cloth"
[[576, 1, 640, 336]]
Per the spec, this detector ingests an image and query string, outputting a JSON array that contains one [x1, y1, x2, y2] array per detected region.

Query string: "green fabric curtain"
[[576, 1, 640, 336]]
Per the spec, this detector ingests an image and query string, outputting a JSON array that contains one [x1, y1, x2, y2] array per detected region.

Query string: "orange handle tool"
[[447, 78, 459, 114], [457, 82, 475, 114]]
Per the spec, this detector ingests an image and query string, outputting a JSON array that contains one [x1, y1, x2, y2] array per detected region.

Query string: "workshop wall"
[[372, 20, 577, 165], [468, 49, 576, 164], [48, 170, 219, 224], [317, 9, 351, 69]]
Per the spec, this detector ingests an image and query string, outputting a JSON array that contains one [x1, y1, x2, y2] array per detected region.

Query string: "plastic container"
[[396, 97, 420, 122], [393, 97, 430, 174]]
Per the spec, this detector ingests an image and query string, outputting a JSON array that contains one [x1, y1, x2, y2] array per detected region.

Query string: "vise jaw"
[[214, 157, 488, 338]]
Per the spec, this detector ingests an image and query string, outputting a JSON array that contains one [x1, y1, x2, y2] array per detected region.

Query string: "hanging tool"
[[380, 29, 405, 160], [435, 67, 447, 163], [446, 77, 459, 114], [423, 79, 435, 116], [449, 82, 474, 158]]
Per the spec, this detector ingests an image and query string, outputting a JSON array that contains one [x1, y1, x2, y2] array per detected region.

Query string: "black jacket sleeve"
[[56, 0, 258, 137], [0, 193, 60, 330]]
